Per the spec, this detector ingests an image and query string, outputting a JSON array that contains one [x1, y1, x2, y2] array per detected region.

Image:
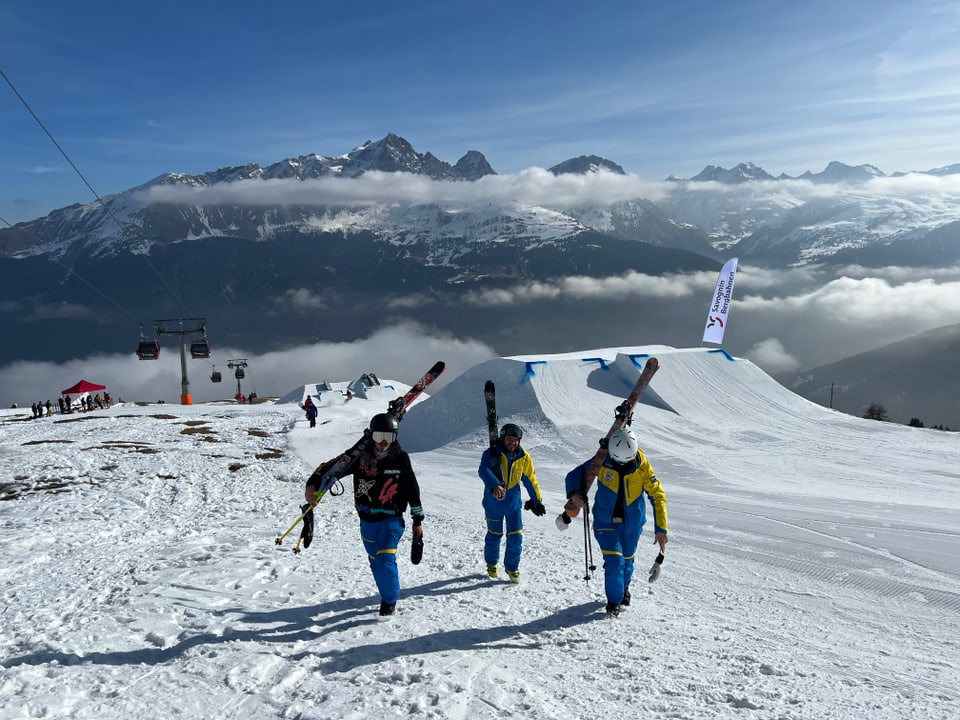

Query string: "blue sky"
[[2, 0, 960, 224]]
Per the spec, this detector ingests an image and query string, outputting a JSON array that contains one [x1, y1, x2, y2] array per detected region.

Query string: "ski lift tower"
[[227, 359, 249, 402], [155, 317, 210, 405]]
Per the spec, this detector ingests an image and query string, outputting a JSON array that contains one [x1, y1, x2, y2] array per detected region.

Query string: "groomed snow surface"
[[2, 346, 958, 719]]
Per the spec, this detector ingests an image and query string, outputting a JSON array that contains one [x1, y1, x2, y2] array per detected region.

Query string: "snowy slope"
[[1, 346, 958, 719]]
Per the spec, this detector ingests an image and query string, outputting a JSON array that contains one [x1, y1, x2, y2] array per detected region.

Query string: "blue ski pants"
[[360, 516, 405, 604], [594, 519, 643, 604], [483, 496, 523, 572]]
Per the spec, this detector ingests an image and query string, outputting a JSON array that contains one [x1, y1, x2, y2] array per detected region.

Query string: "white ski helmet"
[[607, 427, 639, 464]]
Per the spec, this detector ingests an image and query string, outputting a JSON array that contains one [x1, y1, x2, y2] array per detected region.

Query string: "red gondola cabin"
[[190, 338, 211, 359], [136, 338, 160, 360]]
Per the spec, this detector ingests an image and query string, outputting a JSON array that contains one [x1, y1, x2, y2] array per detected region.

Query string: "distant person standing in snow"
[[304, 396, 318, 428], [477, 423, 544, 583], [564, 427, 668, 617], [304, 413, 424, 617]]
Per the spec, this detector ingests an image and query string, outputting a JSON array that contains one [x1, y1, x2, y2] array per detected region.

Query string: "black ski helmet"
[[369, 413, 399, 433], [500, 423, 523, 440]]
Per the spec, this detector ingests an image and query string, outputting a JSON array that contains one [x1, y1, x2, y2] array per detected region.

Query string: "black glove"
[[524, 499, 546, 516]]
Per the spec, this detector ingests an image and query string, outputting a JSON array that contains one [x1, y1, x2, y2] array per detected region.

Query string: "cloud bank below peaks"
[[140, 167, 960, 212], [0, 322, 495, 406], [142, 169, 668, 209], [461, 269, 720, 307]]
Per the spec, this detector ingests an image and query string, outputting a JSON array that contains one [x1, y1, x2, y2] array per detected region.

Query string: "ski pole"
[[293, 529, 310, 554], [274, 489, 327, 547], [582, 498, 596, 582]]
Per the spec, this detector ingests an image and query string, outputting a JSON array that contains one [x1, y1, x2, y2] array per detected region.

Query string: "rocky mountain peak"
[[798, 161, 886, 184], [549, 155, 625, 176], [454, 150, 496, 180], [690, 162, 774, 184]]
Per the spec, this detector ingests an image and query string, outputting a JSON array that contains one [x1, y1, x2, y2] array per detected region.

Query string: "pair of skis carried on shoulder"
[[555, 356, 660, 530], [485, 357, 660, 529], [483, 380, 502, 479], [275, 361, 445, 556], [554, 355, 665, 585]]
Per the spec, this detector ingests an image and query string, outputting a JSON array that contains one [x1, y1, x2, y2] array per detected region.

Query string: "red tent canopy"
[[61, 379, 107, 395]]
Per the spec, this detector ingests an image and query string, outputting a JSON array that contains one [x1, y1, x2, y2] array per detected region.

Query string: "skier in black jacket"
[[305, 413, 424, 617]]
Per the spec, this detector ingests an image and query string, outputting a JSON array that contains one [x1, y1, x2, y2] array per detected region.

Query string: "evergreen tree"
[[908, 417, 925, 428], [863, 402, 890, 421]]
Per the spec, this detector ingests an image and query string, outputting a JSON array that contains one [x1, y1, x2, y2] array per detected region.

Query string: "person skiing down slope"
[[305, 413, 425, 617], [564, 427, 668, 617], [478, 423, 544, 583]]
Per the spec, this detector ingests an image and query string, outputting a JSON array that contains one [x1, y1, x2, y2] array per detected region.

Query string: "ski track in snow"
[[1, 346, 959, 719]]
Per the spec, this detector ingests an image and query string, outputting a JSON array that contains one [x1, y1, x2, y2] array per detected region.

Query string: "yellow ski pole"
[[275, 489, 326, 548]]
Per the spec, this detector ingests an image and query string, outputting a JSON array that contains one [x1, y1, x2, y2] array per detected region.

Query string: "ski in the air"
[[281, 360, 445, 552], [556, 356, 660, 530], [483, 380, 503, 481], [319, 360, 445, 482]]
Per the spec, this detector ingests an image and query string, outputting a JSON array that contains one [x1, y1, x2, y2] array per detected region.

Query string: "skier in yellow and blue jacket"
[[565, 427, 668, 617], [478, 423, 544, 583]]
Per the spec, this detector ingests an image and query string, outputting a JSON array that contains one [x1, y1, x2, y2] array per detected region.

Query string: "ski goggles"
[[371, 431, 397, 444]]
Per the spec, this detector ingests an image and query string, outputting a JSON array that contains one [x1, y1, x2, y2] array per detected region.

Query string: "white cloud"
[[138, 170, 960, 249], [744, 338, 801, 376], [0, 322, 496, 406], [275, 288, 328, 311], [834, 263, 960, 282], [142, 168, 675, 210], [462, 270, 718, 307], [739, 275, 960, 328], [387, 293, 435, 310]]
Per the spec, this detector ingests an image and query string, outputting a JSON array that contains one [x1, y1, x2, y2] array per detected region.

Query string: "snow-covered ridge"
[[5, 134, 960, 266], [1, 345, 958, 718]]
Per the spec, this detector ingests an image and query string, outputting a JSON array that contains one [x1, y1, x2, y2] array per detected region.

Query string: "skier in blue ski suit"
[[305, 413, 423, 617], [304, 396, 318, 428], [565, 427, 668, 616], [478, 423, 544, 582]]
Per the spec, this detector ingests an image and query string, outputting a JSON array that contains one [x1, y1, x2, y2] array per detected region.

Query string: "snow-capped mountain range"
[[3, 133, 960, 388], [1, 134, 716, 265], [659, 161, 960, 263], [4, 132, 960, 268]]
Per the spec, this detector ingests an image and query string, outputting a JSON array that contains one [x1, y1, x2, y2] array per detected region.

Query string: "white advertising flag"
[[702, 257, 738, 345]]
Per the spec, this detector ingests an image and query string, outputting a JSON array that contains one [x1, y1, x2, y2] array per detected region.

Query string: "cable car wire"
[[0, 66, 190, 316], [1, 67, 106, 207]]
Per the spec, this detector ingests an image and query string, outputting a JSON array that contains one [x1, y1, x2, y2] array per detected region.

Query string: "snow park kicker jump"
[[400, 344, 941, 506]]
